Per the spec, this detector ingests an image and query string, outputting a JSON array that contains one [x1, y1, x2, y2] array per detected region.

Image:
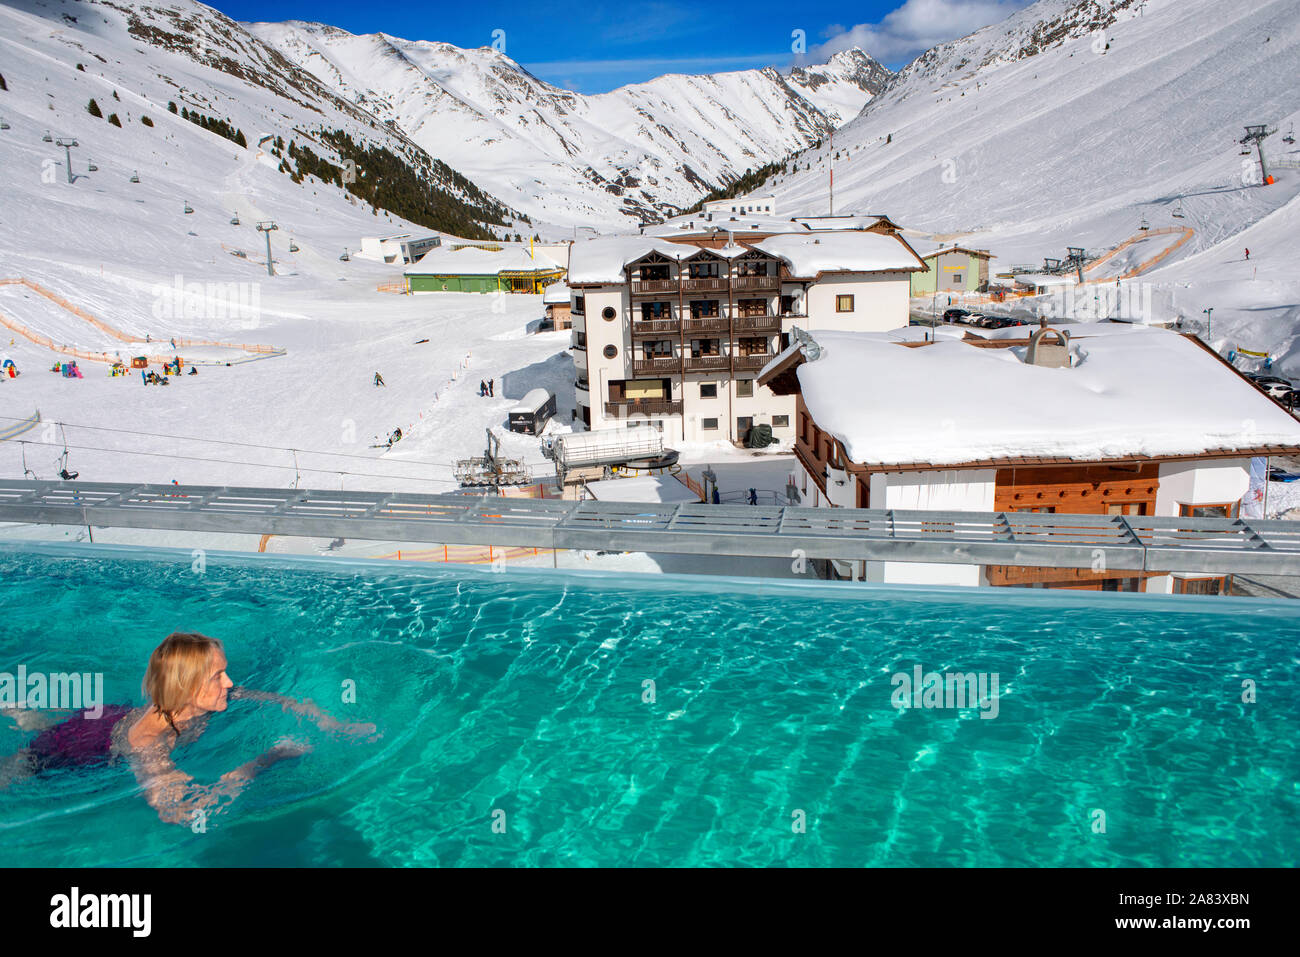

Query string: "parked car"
[[1245, 374, 1295, 399], [943, 308, 970, 323]]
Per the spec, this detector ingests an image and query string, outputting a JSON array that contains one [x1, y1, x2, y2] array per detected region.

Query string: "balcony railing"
[[633, 357, 681, 374], [682, 276, 727, 292], [732, 354, 773, 372], [732, 316, 781, 334], [631, 318, 679, 337], [684, 355, 729, 372], [575, 379, 590, 393], [732, 275, 779, 291], [605, 399, 682, 416], [682, 317, 728, 335], [631, 279, 677, 295]]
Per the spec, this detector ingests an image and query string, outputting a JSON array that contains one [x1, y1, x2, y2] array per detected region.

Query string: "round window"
[[602, 306, 617, 321], [603, 344, 618, 359]]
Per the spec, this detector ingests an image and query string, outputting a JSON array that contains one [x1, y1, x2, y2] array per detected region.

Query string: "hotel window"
[[738, 337, 768, 356], [573, 331, 587, 349], [691, 339, 721, 357], [1179, 503, 1237, 519], [603, 344, 618, 359], [737, 299, 767, 317], [688, 261, 719, 279], [640, 263, 671, 281], [700, 383, 717, 398], [644, 340, 672, 357], [602, 306, 617, 321], [690, 300, 719, 319], [573, 295, 585, 314], [641, 301, 671, 320], [1175, 576, 1231, 595], [735, 379, 754, 397], [836, 295, 854, 312], [702, 418, 719, 430], [772, 415, 789, 428]]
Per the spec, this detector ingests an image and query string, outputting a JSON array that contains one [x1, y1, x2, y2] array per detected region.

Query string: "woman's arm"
[[229, 686, 378, 739], [128, 734, 309, 826]]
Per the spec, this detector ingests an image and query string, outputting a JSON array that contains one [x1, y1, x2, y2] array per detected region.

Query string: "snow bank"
[[752, 232, 922, 276]]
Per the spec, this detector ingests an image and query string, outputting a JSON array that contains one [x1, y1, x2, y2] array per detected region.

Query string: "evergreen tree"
[[168, 101, 178, 113], [107, 113, 121, 128], [141, 115, 153, 127], [0, 73, 7, 91], [87, 98, 102, 118]]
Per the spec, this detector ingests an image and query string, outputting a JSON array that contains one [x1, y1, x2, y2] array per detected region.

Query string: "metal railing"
[[3, 480, 1299, 574]]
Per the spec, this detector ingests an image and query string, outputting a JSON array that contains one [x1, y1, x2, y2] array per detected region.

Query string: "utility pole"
[[256, 221, 278, 276], [828, 130, 834, 216], [1240, 125, 1275, 184], [1202, 307, 1213, 342], [55, 138, 78, 184]]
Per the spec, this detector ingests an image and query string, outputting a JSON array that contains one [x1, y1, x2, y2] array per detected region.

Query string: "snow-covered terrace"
[[776, 327, 1300, 468], [405, 244, 562, 275]]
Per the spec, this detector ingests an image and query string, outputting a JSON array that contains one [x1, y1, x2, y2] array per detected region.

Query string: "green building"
[[404, 243, 563, 294], [909, 245, 993, 296]]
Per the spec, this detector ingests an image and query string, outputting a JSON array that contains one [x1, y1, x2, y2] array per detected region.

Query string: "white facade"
[[1145, 458, 1252, 593], [703, 196, 775, 217], [569, 235, 916, 443]]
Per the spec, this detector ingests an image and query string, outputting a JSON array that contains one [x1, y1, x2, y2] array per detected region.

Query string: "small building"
[[542, 281, 572, 329], [404, 244, 564, 294], [908, 244, 993, 295], [703, 196, 776, 217], [759, 324, 1300, 593], [357, 234, 441, 265], [1013, 273, 1076, 296]]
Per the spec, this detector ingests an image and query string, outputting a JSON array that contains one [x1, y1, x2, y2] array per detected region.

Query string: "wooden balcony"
[[633, 357, 681, 375], [731, 316, 781, 334], [605, 399, 682, 416], [732, 354, 773, 372], [631, 279, 677, 295], [682, 276, 727, 292], [631, 318, 680, 337], [684, 355, 729, 372], [682, 317, 728, 335], [731, 275, 779, 291]]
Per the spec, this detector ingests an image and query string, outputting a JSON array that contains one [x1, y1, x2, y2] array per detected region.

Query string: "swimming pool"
[[1, 541, 1296, 867]]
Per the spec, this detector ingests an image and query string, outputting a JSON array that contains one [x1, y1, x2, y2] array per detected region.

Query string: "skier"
[[170, 338, 176, 349], [1245, 248, 1251, 260], [373, 372, 385, 387], [488, 378, 495, 397], [479, 379, 488, 396]]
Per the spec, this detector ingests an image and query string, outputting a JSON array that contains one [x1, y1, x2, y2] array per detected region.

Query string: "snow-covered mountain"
[[247, 21, 891, 227]]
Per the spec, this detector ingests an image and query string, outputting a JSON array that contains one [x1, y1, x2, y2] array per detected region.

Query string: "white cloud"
[[815, 0, 1034, 64]]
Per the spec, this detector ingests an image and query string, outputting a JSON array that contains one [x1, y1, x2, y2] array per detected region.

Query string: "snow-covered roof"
[[542, 281, 570, 304], [906, 239, 993, 260], [509, 388, 552, 413], [566, 237, 692, 284], [645, 213, 888, 238], [790, 329, 1300, 467], [404, 244, 561, 276], [752, 232, 924, 276]]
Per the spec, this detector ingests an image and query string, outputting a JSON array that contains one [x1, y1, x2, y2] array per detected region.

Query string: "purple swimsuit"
[[28, 705, 134, 771]]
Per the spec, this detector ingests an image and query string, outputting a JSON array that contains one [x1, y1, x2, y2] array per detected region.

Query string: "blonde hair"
[[143, 632, 225, 734]]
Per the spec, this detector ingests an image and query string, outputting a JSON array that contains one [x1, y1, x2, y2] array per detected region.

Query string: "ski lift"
[[288, 238, 299, 252], [230, 212, 240, 225], [1285, 125, 1296, 145], [42, 130, 53, 142], [88, 159, 98, 172], [1171, 200, 1184, 219], [0, 117, 10, 130], [56, 425, 78, 481], [1239, 142, 1251, 155], [184, 201, 194, 214], [129, 170, 140, 183], [340, 249, 350, 262], [1138, 215, 1149, 231]]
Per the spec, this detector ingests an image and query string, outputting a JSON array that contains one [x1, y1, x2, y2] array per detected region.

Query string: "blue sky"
[[212, 0, 1033, 92]]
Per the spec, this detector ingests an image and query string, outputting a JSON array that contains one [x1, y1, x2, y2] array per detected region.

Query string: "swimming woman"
[[1, 632, 377, 825]]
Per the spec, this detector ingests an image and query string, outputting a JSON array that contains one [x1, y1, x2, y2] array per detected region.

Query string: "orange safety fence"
[[673, 470, 706, 501], [376, 281, 407, 294], [0, 277, 284, 363], [382, 544, 553, 565], [1081, 226, 1194, 282]]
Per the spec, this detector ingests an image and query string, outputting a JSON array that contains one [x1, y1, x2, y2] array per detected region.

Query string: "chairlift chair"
[[129, 170, 140, 183], [288, 239, 299, 252], [1138, 216, 1149, 231], [1172, 200, 1184, 219], [42, 130, 53, 142], [0, 117, 10, 130], [1285, 125, 1296, 145], [230, 213, 240, 225], [184, 202, 194, 214], [340, 249, 350, 261]]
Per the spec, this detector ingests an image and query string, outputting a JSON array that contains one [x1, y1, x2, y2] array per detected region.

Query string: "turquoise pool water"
[[0, 542, 1296, 867]]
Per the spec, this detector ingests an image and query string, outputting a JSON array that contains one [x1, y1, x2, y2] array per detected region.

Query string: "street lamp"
[[256, 221, 278, 277], [1202, 307, 1213, 342], [55, 138, 78, 184]]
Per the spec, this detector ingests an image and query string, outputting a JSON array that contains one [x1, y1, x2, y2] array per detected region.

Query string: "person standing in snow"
[[488, 379, 494, 397], [1245, 248, 1250, 260], [373, 372, 385, 387], [748, 488, 758, 505], [479, 380, 487, 396]]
